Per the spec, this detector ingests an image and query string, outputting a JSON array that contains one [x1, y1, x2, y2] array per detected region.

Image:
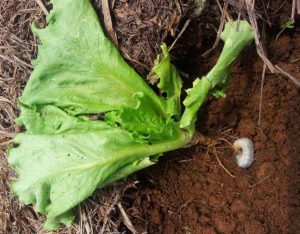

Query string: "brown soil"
[[0, 0, 299, 234], [124, 18, 300, 234]]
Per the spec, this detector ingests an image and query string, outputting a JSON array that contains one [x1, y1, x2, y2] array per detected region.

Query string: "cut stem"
[[180, 20, 254, 133]]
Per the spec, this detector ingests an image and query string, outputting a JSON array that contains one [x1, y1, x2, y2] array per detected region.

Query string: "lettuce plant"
[[8, 0, 254, 230]]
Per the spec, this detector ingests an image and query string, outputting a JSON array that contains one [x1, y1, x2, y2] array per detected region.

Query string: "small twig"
[[102, 0, 118, 46], [79, 205, 83, 234], [275, 27, 286, 41], [169, 19, 191, 51], [178, 159, 194, 163], [275, 65, 300, 87], [0, 139, 13, 146], [100, 194, 119, 234], [0, 54, 32, 69], [117, 203, 137, 234], [181, 198, 193, 210], [245, 0, 300, 88], [179, 198, 193, 220], [121, 49, 149, 70], [218, 137, 233, 147], [216, 154, 236, 178], [0, 96, 15, 106], [291, 57, 300, 63], [258, 63, 266, 126], [272, 0, 287, 15], [293, 0, 300, 21], [34, 0, 49, 15], [202, 0, 228, 57], [261, 0, 271, 26], [250, 174, 271, 187]]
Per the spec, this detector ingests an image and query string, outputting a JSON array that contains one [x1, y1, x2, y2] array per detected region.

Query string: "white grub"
[[233, 138, 254, 168]]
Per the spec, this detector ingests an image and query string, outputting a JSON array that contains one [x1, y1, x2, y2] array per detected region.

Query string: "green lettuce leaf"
[[9, 105, 188, 230], [9, 0, 190, 230], [18, 0, 172, 139], [180, 20, 254, 132], [150, 44, 183, 118]]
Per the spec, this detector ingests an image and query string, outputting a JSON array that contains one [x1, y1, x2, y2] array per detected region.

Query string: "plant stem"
[[180, 20, 254, 132]]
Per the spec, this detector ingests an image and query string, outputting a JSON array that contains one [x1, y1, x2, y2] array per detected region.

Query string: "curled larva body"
[[233, 138, 254, 168]]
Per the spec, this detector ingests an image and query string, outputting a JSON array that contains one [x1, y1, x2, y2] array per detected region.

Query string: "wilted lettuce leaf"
[[18, 0, 175, 138], [10, 105, 188, 229], [180, 20, 254, 131], [151, 44, 183, 119], [9, 0, 189, 230]]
